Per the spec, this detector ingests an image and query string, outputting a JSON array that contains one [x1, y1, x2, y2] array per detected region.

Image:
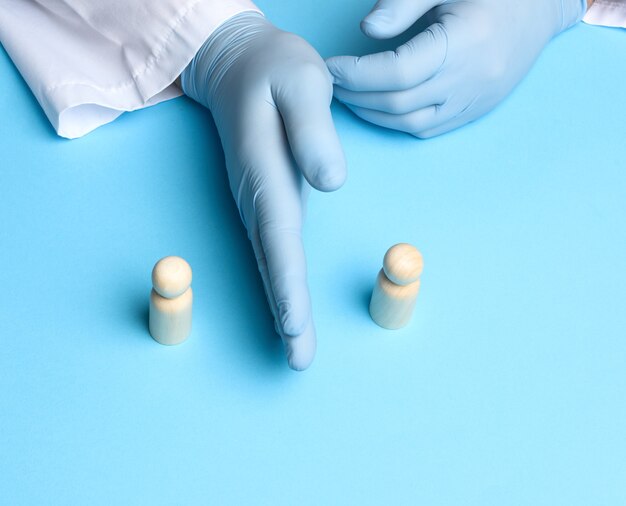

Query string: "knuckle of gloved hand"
[[293, 60, 328, 82], [276, 32, 325, 68], [275, 30, 310, 52], [292, 61, 333, 95], [403, 24, 443, 57]]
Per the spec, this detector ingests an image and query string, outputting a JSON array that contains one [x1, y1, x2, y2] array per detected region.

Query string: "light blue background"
[[1, 1, 625, 504]]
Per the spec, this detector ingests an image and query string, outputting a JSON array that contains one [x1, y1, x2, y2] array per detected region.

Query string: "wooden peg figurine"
[[149, 256, 193, 345], [369, 243, 423, 330]]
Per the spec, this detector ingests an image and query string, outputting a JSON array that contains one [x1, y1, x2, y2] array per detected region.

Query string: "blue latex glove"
[[181, 12, 346, 370], [326, 0, 587, 138]]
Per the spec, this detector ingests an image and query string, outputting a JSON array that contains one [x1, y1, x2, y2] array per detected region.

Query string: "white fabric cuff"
[[584, 0, 626, 28], [0, 0, 261, 139]]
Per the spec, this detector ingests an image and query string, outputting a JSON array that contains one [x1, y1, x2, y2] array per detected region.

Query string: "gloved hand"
[[181, 12, 346, 370], [326, 0, 587, 138]]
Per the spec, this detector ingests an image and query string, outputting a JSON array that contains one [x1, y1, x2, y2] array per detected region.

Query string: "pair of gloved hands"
[[181, 0, 587, 370]]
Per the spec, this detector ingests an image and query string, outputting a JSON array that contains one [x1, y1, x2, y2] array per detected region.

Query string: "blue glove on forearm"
[[181, 12, 346, 370], [326, 0, 587, 138]]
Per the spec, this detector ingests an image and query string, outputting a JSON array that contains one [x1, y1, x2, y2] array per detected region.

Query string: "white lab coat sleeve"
[[584, 0, 626, 28], [0, 0, 261, 139]]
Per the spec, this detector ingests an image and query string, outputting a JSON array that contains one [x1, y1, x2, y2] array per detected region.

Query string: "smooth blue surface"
[[1, 2, 625, 504]]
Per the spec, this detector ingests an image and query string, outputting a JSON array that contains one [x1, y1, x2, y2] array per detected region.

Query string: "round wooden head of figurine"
[[383, 243, 424, 286], [152, 256, 192, 299]]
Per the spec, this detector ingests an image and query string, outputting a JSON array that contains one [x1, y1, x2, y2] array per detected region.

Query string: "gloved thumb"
[[361, 0, 439, 39]]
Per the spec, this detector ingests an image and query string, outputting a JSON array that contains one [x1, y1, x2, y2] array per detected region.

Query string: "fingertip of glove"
[[360, 18, 378, 37], [278, 309, 316, 371], [309, 161, 347, 193], [360, 13, 394, 39], [278, 302, 309, 337], [284, 335, 316, 371]]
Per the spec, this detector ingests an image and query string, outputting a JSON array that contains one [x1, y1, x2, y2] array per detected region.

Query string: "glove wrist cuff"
[[560, 0, 588, 31], [180, 11, 268, 108]]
